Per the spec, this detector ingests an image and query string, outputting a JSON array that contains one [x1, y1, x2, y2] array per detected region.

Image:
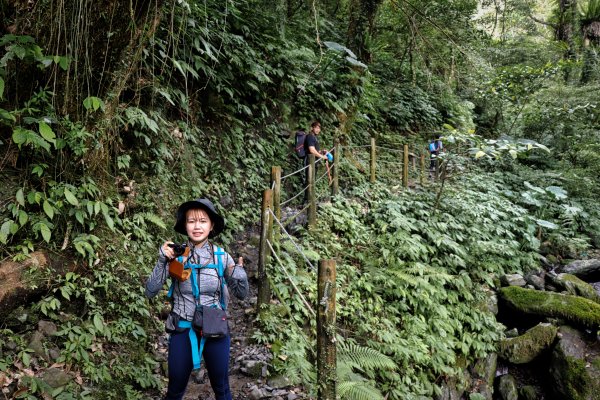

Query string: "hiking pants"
[[164, 329, 231, 400]]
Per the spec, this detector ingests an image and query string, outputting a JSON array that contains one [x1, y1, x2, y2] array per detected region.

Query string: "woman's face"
[[185, 208, 213, 244]]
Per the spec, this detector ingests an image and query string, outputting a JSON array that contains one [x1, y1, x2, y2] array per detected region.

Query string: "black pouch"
[[201, 305, 228, 338], [165, 312, 185, 334], [192, 306, 203, 332]]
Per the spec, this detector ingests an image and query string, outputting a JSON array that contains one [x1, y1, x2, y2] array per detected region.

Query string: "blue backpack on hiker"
[[294, 130, 307, 158], [429, 140, 441, 154]]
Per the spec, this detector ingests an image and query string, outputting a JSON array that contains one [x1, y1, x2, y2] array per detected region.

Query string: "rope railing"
[[280, 184, 309, 207], [281, 204, 310, 226], [268, 208, 316, 270], [281, 163, 309, 181], [256, 138, 432, 397], [266, 238, 316, 318]]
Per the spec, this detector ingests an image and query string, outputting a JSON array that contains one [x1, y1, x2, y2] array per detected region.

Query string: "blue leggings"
[[164, 329, 231, 400]]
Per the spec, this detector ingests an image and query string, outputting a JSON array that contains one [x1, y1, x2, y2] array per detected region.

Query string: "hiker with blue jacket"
[[428, 134, 443, 178], [145, 198, 248, 400]]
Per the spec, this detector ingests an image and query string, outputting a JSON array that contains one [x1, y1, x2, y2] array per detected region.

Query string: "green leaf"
[[103, 211, 114, 231], [0, 77, 4, 99], [12, 127, 51, 152], [535, 219, 559, 229], [475, 151, 486, 159], [16, 188, 25, 206], [58, 56, 69, 71], [83, 96, 104, 112], [21, 352, 31, 367], [40, 223, 51, 242], [43, 200, 54, 219], [75, 210, 84, 226], [0, 108, 16, 122], [345, 56, 368, 69], [545, 186, 567, 200], [93, 314, 104, 333], [64, 188, 79, 206], [0, 220, 13, 244], [38, 121, 56, 145], [18, 210, 28, 226]]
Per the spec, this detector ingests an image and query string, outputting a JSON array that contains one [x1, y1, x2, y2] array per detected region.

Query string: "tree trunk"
[[346, 0, 383, 63]]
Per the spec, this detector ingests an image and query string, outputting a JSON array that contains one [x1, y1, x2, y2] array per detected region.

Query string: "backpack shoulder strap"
[[213, 245, 227, 310]]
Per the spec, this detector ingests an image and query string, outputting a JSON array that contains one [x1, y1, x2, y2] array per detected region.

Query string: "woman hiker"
[[145, 198, 249, 400]]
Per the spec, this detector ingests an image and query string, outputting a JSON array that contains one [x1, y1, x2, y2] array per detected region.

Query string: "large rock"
[[0, 252, 49, 318], [554, 273, 600, 304], [499, 274, 526, 287], [549, 325, 600, 400], [470, 353, 497, 400], [558, 259, 600, 281], [0, 252, 74, 319], [41, 368, 73, 388], [496, 374, 518, 400], [524, 272, 545, 291], [499, 323, 557, 364], [498, 286, 600, 329]]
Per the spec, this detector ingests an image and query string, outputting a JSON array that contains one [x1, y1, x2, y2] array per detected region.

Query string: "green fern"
[[338, 342, 397, 371], [140, 213, 167, 230], [338, 381, 385, 400]]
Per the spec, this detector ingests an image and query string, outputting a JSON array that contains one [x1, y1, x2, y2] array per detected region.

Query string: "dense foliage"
[[0, 0, 599, 398]]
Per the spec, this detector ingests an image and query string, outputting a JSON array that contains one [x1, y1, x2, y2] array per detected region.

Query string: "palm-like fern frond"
[[338, 381, 385, 400], [338, 342, 397, 371]]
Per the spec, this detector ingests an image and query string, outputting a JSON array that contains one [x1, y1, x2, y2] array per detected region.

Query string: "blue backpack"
[[429, 140, 441, 154]]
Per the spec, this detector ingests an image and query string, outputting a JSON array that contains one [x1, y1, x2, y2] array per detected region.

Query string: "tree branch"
[[528, 14, 557, 29]]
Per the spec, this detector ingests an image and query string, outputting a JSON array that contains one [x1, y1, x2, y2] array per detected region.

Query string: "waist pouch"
[[165, 312, 188, 334], [193, 305, 228, 338]]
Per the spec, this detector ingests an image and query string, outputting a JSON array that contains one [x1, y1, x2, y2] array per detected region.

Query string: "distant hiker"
[[145, 198, 248, 400], [303, 120, 329, 200], [428, 134, 443, 178]]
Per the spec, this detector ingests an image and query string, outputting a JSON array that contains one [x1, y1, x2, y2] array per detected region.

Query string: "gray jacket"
[[145, 241, 249, 321]]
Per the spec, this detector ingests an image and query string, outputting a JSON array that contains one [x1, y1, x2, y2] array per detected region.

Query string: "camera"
[[168, 242, 187, 257]]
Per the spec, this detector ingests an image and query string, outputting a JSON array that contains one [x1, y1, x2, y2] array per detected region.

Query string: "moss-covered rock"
[[555, 273, 600, 304], [499, 323, 557, 364], [549, 325, 600, 400], [470, 353, 497, 400], [496, 374, 518, 400], [498, 286, 600, 329], [519, 385, 538, 400]]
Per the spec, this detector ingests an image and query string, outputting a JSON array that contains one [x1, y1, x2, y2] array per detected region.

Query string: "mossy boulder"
[[470, 353, 497, 400], [495, 374, 518, 400], [498, 286, 600, 329], [499, 323, 557, 364], [549, 326, 600, 400], [555, 273, 600, 304]]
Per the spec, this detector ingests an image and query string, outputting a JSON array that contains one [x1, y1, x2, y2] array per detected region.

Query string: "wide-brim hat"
[[174, 198, 225, 238]]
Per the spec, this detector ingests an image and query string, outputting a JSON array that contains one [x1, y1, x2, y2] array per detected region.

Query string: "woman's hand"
[[161, 241, 176, 259], [237, 256, 244, 267]]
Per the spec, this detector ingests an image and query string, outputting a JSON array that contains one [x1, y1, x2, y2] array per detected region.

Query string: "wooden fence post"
[[403, 144, 409, 188], [332, 140, 339, 197], [317, 259, 336, 400], [370, 137, 376, 183], [271, 166, 281, 243], [257, 189, 273, 313], [308, 154, 316, 229]]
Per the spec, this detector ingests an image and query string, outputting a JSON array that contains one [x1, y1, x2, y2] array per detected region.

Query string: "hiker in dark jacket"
[[303, 120, 328, 199], [146, 198, 248, 400]]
